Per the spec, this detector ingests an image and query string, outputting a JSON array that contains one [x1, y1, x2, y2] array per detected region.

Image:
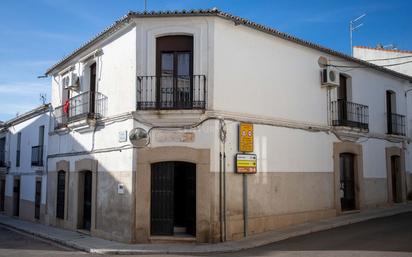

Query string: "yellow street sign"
[[239, 123, 253, 152]]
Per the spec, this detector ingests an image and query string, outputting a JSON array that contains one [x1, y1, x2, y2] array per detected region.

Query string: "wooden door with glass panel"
[[156, 36, 193, 109]]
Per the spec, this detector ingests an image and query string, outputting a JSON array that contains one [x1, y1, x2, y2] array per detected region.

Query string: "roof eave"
[[3, 104, 51, 127], [45, 13, 133, 76], [44, 9, 412, 83]]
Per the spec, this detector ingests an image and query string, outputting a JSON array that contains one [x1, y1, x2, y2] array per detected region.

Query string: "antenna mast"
[[40, 93, 47, 105], [350, 14, 366, 56]]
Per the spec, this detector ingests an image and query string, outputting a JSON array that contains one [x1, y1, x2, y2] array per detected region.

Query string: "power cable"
[[328, 59, 412, 69], [365, 55, 412, 62], [330, 54, 412, 62]]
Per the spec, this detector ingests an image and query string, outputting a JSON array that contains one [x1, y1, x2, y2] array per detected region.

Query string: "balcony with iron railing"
[[54, 91, 107, 129], [31, 145, 44, 166], [387, 113, 406, 136], [330, 99, 369, 130], [137, 75, 206, 110]]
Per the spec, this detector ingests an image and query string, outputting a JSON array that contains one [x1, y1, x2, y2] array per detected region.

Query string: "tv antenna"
[[350, 13, 366, 56], [40, 93, 47, 105]]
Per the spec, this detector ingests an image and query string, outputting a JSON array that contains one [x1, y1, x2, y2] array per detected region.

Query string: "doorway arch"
[[333, 142, 364, 213], [339, 153, 356, 211], [135, 146, 210, 243], [386, 147, 406, 203]]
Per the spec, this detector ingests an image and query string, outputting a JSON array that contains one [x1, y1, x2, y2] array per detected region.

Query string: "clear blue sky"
[[1, 0, 411, 121]]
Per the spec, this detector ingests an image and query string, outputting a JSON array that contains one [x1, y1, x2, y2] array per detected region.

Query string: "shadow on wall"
[[46, 114, 134, 243]]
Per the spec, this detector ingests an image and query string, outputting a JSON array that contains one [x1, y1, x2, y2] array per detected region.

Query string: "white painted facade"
[[42, 11, 412, 242], [0, 105, 50, 221]]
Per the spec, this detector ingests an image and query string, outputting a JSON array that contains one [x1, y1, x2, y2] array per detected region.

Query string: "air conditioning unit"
[[321, 67, 339, 88], [62, 73, 79, 90]]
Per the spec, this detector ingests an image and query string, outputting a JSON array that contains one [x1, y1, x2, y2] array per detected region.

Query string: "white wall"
[[354, 47, 412, 77], [213, 18, 409, 135], [5, 112, 49, 204], [213, 18, 328, 125], [353, 46, 412, 179], [50, 25, 137, 116], [210, 17, 412, 181]]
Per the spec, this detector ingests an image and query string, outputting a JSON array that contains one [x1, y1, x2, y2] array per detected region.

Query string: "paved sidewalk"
[[1, 203, 411, 255]]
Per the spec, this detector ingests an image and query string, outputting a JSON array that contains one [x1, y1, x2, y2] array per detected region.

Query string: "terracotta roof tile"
[[45, 9, 412, 82]]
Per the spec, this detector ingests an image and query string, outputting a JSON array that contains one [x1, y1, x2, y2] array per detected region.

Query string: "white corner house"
[[40, 9, 412, 244], [354, 46, 412, 77], [0, 104, 50, 222]]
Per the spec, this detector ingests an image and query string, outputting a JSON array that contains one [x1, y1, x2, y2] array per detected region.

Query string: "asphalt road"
[[0, 212, 411, 257]]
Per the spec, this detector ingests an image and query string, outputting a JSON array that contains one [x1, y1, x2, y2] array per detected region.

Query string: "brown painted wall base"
[[19, 199, 36, 222], [226, 208, 336, 241], [47, 158, 134, 243], [39, 144, 404, 245], [4, 196, 13, 217], [209, 171, 335, 242], [3, 196, 45, 222], [363, 178, 388, 207]]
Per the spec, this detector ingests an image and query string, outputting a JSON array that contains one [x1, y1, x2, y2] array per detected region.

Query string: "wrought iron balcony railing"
[[330, 99, 369, 130], [31, 145, 44, 166], [54, 91, 107, 129], [387, 113, 406, 136], [137, 75, 206, 110]]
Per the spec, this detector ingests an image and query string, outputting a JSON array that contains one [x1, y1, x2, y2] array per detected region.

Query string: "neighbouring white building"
[[17, 9, 411, 244], [354, 46, 412, 77], [0, 104, 50, 222]]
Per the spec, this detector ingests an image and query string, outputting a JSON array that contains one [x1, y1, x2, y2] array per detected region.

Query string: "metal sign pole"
[[243, 173, 248, 237], [238, 122, 253, 238]]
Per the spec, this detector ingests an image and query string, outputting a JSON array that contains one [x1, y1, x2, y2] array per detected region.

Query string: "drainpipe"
[[45, 106, 53, 220], [404, 85, 412, 200], [218, 119, 227, 242], [223, 144, 227, 241], [219, 119, 227, 241], [219, 151, 223, 242]]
